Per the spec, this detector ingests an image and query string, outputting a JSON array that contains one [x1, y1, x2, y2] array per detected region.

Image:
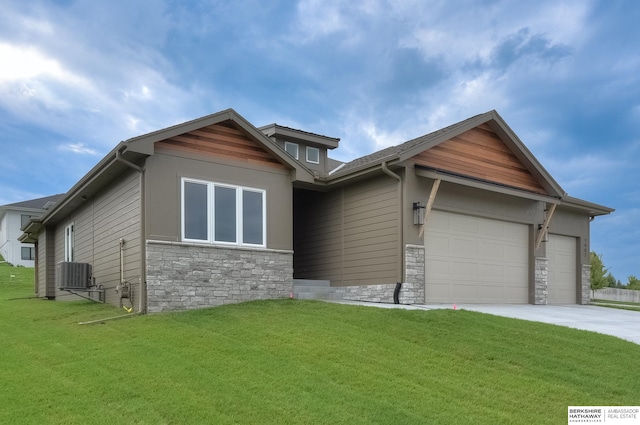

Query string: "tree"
[[604, 273, 617, 288], [628, 276, 640, 290], [590, 251, 609, 290]]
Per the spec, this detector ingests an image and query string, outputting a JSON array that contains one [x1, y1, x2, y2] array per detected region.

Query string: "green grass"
[[1, 263, 639, 424], [591, 299, 640, 312]]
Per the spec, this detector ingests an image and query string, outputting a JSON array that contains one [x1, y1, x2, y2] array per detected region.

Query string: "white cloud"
[[58, 143, 99, 156]]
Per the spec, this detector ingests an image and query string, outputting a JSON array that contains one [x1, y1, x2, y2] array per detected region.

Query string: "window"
[[21, 214, 34, 228], [182, 178, 265, 247], [284, 141, 299, 159], [21, 247, 34, 260], [64, 223, 74, 262], [306, 146, 320, 164]]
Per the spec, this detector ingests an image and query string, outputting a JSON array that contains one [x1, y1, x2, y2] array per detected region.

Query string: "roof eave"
[[561, 196, 615, 216]]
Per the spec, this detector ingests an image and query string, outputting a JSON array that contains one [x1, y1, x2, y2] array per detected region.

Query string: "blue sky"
[[0, 0, 638, 281]]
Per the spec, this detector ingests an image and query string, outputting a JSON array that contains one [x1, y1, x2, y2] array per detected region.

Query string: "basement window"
[[182, 178, 265, 247]]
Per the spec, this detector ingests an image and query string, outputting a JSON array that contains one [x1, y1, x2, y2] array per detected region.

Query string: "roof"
[[30, 109, 316, 229], [325, 110, 566, 198], [1, 194, 63, 210], [259, 123, 340, 149], [330, 113, 484, 177]]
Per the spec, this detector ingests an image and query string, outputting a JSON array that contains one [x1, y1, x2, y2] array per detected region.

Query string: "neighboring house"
[[20, 109, 613, 312], [0, 195, 62, 267]]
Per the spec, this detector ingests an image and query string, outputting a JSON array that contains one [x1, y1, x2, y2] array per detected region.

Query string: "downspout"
[[381, 161, 403, 301], [115, 149, 147, 314]]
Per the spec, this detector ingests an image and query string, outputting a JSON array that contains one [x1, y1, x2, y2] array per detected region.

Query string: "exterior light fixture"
[[538, 224, 549, 243], [413, 202, 426, 225]]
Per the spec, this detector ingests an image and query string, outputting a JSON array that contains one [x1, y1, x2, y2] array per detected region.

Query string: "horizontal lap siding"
[[52, 171, 141, 306], [294, 176, 398, 286], [294, 189, 343, 282], [156, 122, 287, 169], [91, 172, 141, 306], [414, 125, 546, 194], [341, 179, 397, 285]]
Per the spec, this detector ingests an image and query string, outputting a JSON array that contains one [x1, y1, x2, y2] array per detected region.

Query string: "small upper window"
[[284, 142, 299, 159], [306, 146, 320, 164]]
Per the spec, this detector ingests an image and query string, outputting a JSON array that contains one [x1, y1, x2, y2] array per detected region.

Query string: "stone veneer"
[[337, 244, 425, 305], [146, 240, 293, 313], [581, 264, 591, 305], [534, 257, 548, 305]]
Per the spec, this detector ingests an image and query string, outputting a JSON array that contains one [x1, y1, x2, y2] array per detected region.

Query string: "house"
[[0, 194, 62, 267], [20, 109, 613, 312]]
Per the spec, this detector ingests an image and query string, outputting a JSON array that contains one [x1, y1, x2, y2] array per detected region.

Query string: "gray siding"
[[36, 228, 56, 298], [294, 175, 399, 286], [144, 148, 293, 250], [52, 171, 141, 307]]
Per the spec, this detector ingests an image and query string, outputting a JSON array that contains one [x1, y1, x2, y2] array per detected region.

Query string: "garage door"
[[547, 234, 577, 304], [425, 211, 529, 303]]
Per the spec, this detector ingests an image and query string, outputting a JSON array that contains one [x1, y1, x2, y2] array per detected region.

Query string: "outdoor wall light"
[[538, 224, 549, 243], [413, 202, 426, 225]]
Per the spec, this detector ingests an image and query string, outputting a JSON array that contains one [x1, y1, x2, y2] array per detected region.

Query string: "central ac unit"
[[57, 262, 92, 289]]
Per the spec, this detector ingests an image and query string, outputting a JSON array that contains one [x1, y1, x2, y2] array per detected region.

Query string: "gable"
[[412, 124, 547, 195], [155, 121, 288, 169]]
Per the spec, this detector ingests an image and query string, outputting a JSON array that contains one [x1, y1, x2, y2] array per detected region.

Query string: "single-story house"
[[1, 194, 62, 267], [20, 109, 613, 312]]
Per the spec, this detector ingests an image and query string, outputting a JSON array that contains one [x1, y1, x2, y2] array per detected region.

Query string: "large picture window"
[[182, 178, 266, 247]]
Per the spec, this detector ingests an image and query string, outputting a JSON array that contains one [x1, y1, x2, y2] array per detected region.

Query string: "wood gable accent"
[[156, 121, 288, 169], [412, 124, 547, 194]]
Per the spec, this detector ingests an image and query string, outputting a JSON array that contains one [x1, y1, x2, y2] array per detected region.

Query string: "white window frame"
[[64, 223, 74, 262], [306, 146, 320, 164], [284, 141, 299, 159], [181, 178, 266, 248]]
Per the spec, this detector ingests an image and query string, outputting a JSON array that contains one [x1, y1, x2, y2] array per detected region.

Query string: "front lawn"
[[1, 264, 638, 424]]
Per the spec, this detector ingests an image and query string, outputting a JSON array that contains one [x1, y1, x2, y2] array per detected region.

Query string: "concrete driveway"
[[420, 304, 640, 345], [334, 301, 640, 345]]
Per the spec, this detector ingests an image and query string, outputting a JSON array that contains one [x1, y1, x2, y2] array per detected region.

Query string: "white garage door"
[[547, 234, 577, 304], [425, 210, 530, 304]]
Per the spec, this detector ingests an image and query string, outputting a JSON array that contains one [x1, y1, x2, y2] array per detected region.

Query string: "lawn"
[[1, 262, 638, 424], [591, 298, 640, 312]]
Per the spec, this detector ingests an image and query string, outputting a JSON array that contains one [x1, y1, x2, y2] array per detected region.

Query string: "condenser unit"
[[57, 262, 92, 289]]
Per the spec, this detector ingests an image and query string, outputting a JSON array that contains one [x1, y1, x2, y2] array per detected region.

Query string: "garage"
[[425, 210, 530, 304], [547, 234, 577, 304]]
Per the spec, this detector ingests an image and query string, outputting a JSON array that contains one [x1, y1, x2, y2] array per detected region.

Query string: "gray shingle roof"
[[2, 194, 64, 210]]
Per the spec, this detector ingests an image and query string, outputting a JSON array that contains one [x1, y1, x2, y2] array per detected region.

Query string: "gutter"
[[115, 149, 147, 314], [381, 161, 404, 286]]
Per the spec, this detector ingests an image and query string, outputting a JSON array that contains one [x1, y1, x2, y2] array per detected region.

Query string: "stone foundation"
[[581, 264, 591, 305], [534, 257, 548, 305], [146, 240, 293, 313], [333, 244, 425, 305]]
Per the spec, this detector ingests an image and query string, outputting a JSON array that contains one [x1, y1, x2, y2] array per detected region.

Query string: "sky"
[[0, 0, 638, 282]]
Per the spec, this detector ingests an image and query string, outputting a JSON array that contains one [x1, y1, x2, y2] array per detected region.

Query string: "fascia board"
[[125, 109, 315, 183], [561, 196, 615, 216], [397, 111, 495, 162], [39, 143, 126, 225], [259, 124, 340, 148], [415, 167, 562, 203], [486, 112, 566, 198]]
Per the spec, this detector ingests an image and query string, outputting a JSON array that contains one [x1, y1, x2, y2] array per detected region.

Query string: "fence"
[[592, 287, 640, 303]]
